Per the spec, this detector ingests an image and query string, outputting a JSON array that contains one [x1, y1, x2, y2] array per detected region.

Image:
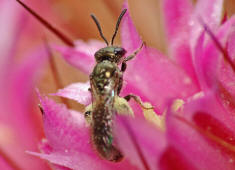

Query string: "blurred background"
[[0, 0, 234, 169], [23, 0, 235, 95]]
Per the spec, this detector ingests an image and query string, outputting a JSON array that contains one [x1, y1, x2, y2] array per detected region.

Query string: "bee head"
[[91, 9, 127, 63], [94, 46, 126, 63]]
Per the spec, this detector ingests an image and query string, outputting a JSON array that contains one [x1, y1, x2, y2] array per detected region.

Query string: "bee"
[[83, 9, 149, 162], [16, 0, 152, 162]]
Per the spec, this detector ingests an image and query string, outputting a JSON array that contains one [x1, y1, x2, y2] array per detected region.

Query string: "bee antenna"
[[111, 9, 127, 45], [91, 14, 109, 46]]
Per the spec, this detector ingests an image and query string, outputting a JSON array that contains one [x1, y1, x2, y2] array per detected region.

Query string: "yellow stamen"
[[142, 102, 165, 130]]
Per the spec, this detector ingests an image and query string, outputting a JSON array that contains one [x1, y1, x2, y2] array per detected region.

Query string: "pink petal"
[[53, 81, 91, 105], [162, 0, 193, 43], [114, 116, 167, 170], [121, 1, 142, 53], [166, 92, 235, 170], [122, 47, 199, 113], [194, 16, 235, 90], [38, 94, 137, 169], [159, 145, 198, 170], [216, 17, 235, 108], [119, 1, 199, 113], [162, 0, 198, 85], [166, 115, 230, 170], [28, 151, 137, 170], [0, 154, 17, 170], [0, 0, 25, 72], [194, 0, 223, 28], [74, 40, 105, 57], [38, 94, 91, 153], [0, 1, 49, 169], [37, 140, 108, 170], [52, 165, 71, 170], [38, 139, 72, 170], [54, 40, 105, 74], [9, 48, 47, 109], [183, 91, 235, 133], [192, 32, 207, 89], [197, 33, 220, 90], [190, 0, 224, 49], [0, 47, 49, 169], [227, 27, 235, 58]]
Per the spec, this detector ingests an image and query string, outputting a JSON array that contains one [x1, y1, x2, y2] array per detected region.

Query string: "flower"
[[17, 0, 235, 170], [119, 0, 235, 169], [0, 0, 51, 169]]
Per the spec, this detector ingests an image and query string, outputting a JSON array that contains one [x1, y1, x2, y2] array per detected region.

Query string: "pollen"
[[105, 71, 111, 78], [171, 99, 184, 112], [142, 102, 165, 130]]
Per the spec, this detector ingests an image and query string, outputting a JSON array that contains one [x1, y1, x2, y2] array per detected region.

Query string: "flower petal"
[[166, 92, 235, 170], [121, 1, 142, 53], [190, 0, 224, 49], [159, 145, 198, 170], [119, 1, 199, 113], [0, 0, 25, 72], [162, 0, 193, 43], [52, 165, 71, 170], [53, 81, 91, 105], [194, 0, 223, 28], [227, 28, 235, 58], [38, 139, 73, 170], [28, 150, 137, 170], [0, 1, 49, 168], [38, 94, 92, 153], [194, 16, 235, 91], [74, 40, 105, 57], [38, 94, 138, 169], [0, 153, 18, 170], [0, 47, 48, 169], [122, 47, 199, 113], [162, 0, 198, 84], [216, 17, 235, 110], [114, 116, 167, 170], [54, 40, 105, 74]]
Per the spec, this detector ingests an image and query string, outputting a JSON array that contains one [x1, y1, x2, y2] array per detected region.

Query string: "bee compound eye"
[[114, 48, 126, 56]]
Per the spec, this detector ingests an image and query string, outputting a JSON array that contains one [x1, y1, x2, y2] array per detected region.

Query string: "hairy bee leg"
[[124, 94, 154, 110], [84, 104, 92, 125], [121, 42, 145, 72]]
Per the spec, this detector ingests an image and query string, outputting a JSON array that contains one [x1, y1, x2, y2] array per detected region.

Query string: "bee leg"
[[121, 42, 145, 72], [124, 94, 154, 110], [84, 104, 92, 125], [121, 62, 127, 72], [114, 96, 134, 116]]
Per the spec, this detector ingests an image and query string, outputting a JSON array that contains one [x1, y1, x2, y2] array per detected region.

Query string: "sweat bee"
[[16, 0, 152, 162], [84, 9, 149, 162]]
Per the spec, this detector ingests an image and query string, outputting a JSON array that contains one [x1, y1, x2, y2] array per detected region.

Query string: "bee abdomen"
[[92, 105, 123, 162], [92, 134, 123, 162]]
